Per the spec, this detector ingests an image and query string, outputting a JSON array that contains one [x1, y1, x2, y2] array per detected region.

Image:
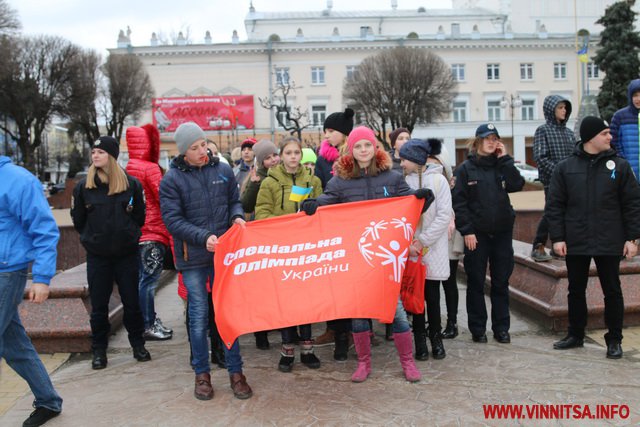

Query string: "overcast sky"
[[9, 1, 453, 54]]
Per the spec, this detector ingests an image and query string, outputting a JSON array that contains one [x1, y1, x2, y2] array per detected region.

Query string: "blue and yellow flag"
[[577, 46, 589, 63], [289, 185, 313, 202]]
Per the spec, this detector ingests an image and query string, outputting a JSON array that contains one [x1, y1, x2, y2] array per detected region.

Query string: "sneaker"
[[154, 317, 173, 334], [313, 329, 335, 347], [144, 324, 172, 341], [22, 407, 61, 427], [531, 243, 552, 262]]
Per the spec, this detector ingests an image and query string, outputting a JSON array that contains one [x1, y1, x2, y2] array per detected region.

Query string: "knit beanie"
[[389, 127, 409, 148], [323, 108, 355, 136], [579, 116, 609, 143], [301, 148, 317, 164], [240, 138, 257, 151], [400, 138, 443, 165], [252, 139, 278, 167], [174, 122, 206, 155], [92, 136, 119, 159], [347, 126, 377, 154]]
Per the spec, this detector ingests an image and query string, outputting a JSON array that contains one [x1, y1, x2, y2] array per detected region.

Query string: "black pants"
[[464, 230, 514, 336], [533, 187, 550, 246], [412, 279, 442, 338], [87, 252, 145, 350], [565, 255, 624, 342], [442, 259, 460, 322]]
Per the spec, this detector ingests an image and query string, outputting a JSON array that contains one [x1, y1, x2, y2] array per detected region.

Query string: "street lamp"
[[500, 94, 522, 142]]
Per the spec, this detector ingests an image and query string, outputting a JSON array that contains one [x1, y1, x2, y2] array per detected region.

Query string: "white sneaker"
[[154, 317, 173, 334]]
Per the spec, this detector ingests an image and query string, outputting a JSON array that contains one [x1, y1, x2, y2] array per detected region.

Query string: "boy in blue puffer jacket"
[[610, 79, 640, 180]]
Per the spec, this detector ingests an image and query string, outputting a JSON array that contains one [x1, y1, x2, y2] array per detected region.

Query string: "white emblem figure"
[[391, 216, 413, 241], [362, 220, 387, 241], [375, 240, 408, 283]]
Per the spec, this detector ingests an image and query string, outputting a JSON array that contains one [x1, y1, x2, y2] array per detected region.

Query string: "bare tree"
[[0, 0, 20, 35], [259, 79, 311, 140], [101, 53, 154, 142], [66, 49, 101, 146], [0, 35, 83, 173], [344, 47, 457, 147]]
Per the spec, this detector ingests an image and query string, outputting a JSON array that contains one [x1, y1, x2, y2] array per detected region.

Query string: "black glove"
[[301, 199, 319, 215], [414, 188, 435, 213]]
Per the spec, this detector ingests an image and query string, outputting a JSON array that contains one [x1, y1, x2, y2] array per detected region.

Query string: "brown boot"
[[194, 373, 214, 400], [229, 372, 253, 399], [314, 328, 335, 347]]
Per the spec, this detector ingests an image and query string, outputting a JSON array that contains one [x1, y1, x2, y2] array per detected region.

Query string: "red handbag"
[[400, 257, 426, 314]]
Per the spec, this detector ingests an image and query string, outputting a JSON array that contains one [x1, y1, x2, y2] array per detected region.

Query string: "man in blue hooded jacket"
[[0, 156, 63, 426], [610, 78, 640, 180]]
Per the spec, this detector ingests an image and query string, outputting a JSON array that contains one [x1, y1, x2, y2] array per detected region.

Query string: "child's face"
[[303, 162, 315, 173], [633, 92, 640, 109], [400, 158, 420, 174], [281, 142, 302, 171], [324, 128, 346, 147], [352, 139, 375, 166], [262, 152, 280, 169]]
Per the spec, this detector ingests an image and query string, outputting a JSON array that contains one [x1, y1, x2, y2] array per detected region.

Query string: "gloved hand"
[[301, 199, 319, 215], [414, 188, 435, 213]]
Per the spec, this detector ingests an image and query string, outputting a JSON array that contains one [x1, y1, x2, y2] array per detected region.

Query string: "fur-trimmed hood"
[[333, 149, 392, 179]]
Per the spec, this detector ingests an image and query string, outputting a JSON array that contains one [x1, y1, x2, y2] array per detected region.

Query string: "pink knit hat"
[[347, 126, 377, 154]]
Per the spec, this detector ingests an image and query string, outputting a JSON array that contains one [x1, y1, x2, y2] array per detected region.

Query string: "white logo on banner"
[[358, 217, 413, 283]]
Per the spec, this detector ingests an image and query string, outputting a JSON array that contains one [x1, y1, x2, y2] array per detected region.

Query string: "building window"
[[275, 67, 290, 86], [521, 99, 535, 121], [487, 63, 500, 81], [360, 26, 372, 38], [520, 63, 534, 80], [487, 100, 502, 121], [554, 62, 567, 80], [311, 105, 327, 126], [277, 106, 292, 128], [587, 62, 600, 79], [346, 66, 357, 81], [451, 64, 465, 82], [452, 101, 467, 122], [311, 66, 325, 85]]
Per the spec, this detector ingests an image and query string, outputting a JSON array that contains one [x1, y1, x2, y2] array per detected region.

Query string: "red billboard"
[[152, 95, 254, 133]]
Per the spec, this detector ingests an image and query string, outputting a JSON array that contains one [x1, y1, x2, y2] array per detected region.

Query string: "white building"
[[112, 0, 630, 166]]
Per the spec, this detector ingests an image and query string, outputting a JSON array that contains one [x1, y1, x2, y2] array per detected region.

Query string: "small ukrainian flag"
[[290, 185, 313, 202]]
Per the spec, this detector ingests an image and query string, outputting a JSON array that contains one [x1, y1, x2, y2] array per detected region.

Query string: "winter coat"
[[610, 79, 640, 179], [0, 156, 59, 284], [406, 164, 452, 281], [71, 173, 145, 258], [255, 164, 323, 219], [546, 143, 640, 256], [317, 150, 413, 206], [533, 95, 576, 187], [241, 166, 269, 214], [315, 140, 340, 190], [234, 161, 251, 191], [159, 153, 243, 270], [452, 153, 524, 236], [389, 150, 403, 173], [125, 125, 170, 246]]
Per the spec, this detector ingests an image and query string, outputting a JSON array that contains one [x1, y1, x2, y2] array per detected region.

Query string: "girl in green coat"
[[255, 137, 323, 372]]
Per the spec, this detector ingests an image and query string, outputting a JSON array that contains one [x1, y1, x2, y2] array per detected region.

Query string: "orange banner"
[[212, 196, 423, 348]]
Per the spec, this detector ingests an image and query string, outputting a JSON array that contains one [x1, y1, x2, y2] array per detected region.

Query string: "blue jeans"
[[352, 297, 411, 334], [181, 266, 243, 374], [0, 270, 63, 412], [138, 242, 166, 329]]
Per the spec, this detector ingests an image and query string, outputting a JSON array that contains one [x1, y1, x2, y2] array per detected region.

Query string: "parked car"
[[514, 162, 539, 184], [49, 182, 66, 195]]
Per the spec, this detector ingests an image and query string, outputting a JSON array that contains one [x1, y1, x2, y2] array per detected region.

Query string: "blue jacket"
[[0, 156, 59, 284], [160, 153, 243, 271], [610, 79, 640, 179]]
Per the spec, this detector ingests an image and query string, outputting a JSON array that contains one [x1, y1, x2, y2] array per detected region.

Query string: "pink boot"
[[351, 331, 371, 382], [394, 331, 422, 382]]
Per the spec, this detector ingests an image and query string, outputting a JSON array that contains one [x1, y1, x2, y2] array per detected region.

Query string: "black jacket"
[[452, 153, 524, 236], [71, 174, 145, 257], [546, 143, 640, 255]]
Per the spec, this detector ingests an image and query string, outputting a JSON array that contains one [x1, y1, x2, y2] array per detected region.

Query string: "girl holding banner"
[[255, 137, 323, 372], [301, 126, 433, 383]]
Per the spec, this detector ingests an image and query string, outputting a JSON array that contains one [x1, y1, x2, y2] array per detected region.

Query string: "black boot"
[[430, 333, 446, 360], [334, 332, 349, 361], [211, 337, 227, 369], [255, 331, 270, 350], [413, 332, 428, 361], [91, 349, 107, 370], [385, 323, 394, 341], [442, 319, 458, 339], [133, 345, 151, 362]]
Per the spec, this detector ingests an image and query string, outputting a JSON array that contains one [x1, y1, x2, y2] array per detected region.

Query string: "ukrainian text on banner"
[[213, 196, 423, 348]]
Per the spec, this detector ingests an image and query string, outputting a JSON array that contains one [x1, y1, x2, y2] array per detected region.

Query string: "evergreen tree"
[[594, 0, 640, 122]]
